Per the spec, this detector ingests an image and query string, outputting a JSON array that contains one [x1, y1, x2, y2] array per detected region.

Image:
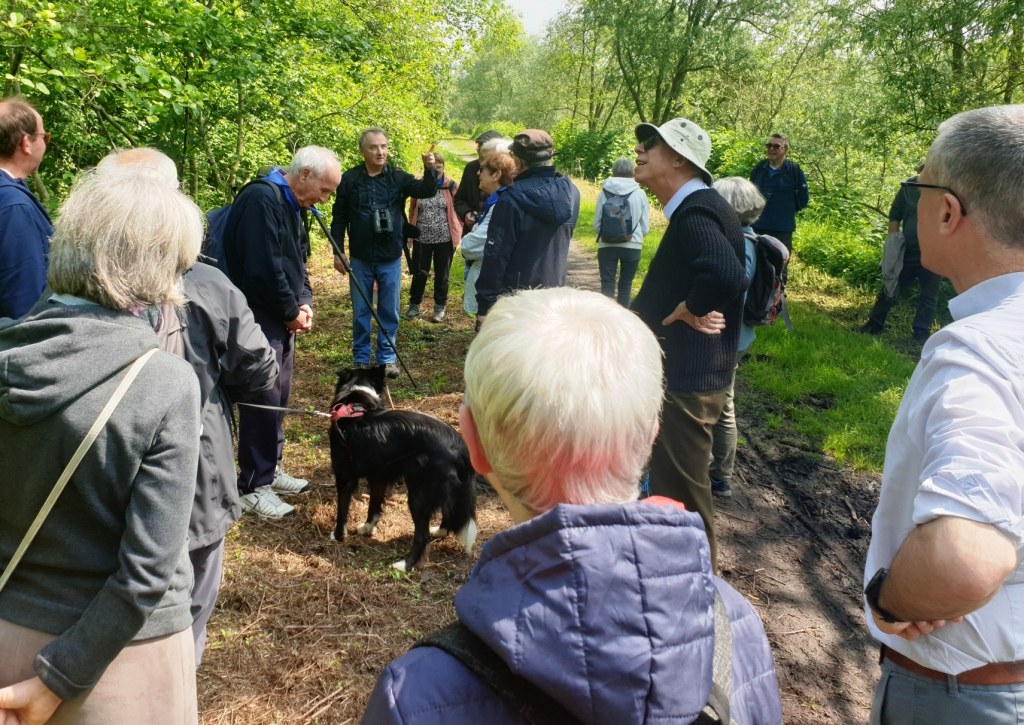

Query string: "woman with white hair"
[[363, 287, 782, 725], [0, 168, 204, 723], [593, 157, 650, 306], [708, 176, 764, 499]]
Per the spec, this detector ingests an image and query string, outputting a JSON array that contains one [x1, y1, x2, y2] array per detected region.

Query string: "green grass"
[[739, 260, 919, 470]]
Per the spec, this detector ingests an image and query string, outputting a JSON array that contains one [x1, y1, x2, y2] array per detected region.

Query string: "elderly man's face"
[[765, 137, 787, 164], [634, 134, 679, 188], [292, 167, 341, 209], [360, 133, 388, 169]]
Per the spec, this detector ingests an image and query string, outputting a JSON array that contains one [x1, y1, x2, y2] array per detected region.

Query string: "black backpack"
[[202, 177, 283, 273], [743, 232, 790, 327], [597, 190, 637, 244]]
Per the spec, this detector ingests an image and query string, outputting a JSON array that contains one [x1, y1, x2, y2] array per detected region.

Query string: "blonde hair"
[[48, 168, 202, 309], [464, 288, 664, 512]]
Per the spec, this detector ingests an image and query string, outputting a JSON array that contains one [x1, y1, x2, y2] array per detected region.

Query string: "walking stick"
[[309, 207, 416, 388]]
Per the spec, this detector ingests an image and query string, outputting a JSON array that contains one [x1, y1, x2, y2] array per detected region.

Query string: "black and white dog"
[[327, 366, 477, 571]]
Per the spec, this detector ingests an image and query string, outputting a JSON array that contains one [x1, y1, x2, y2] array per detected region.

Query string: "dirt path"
[[564, 240, 879, 722]]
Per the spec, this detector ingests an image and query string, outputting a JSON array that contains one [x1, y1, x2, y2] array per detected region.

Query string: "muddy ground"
[[197, 243, 879, 724]]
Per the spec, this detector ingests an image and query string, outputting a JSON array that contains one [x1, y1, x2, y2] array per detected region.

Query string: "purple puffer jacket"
[[362, 501, 783, 724]]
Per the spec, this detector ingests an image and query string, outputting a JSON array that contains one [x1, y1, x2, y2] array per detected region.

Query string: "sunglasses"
[[766, 143, 784, 150], [640, 135, 661, 152]]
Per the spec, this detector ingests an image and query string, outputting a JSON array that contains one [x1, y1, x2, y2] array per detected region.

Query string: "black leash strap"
[[309, 207, 416, 389]]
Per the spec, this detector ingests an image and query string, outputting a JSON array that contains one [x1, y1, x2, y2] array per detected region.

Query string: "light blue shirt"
[[663, 177, 709, 221]]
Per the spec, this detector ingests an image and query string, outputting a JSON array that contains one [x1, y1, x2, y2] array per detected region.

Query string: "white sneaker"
[[240, 486, 295, 520], [271, 467, 309, 495]]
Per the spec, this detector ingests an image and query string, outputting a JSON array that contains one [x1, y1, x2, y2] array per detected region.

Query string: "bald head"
[[96, 147, 178, 189]]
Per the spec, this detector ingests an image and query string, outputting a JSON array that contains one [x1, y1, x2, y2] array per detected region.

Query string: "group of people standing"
[[1, 86, 1021, 725]]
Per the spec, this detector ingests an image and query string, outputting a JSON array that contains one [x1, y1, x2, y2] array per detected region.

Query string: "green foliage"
[[795, 220, 883, 290], [707, 128, 762, 179], [551, 125, 635, 180], [468, 120, 521, 141]]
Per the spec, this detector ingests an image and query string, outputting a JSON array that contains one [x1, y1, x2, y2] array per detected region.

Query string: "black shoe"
[[710, 477, 732, 498], [384, 363, 400, 379], [856, 323, 883, 336], [911, 329, 930, 345]]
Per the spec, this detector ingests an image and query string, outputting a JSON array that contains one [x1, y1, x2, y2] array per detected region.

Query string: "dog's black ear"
[[369, 365, 387, 390], [335, 368, 354, 392]]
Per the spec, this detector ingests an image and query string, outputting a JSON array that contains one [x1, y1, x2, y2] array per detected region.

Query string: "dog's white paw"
[[429, 526, 448, 539], [356, 522, 376, 536], [392, 560, 407, 572], [329, 531, 336, 541]]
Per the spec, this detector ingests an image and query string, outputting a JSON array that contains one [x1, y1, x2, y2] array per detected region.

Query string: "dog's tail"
[[440, 463, 478, 555]]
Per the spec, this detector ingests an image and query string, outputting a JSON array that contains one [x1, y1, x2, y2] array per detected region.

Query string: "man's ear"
[[459, 404, 492, 475]]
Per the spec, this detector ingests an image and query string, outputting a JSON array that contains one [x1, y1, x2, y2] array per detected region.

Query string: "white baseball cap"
[[634, 118, 713, 185]]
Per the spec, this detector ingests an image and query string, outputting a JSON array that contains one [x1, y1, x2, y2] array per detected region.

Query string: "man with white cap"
[[631, 118, 747, 569]]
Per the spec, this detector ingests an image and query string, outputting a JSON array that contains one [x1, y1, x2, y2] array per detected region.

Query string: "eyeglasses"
[[640, 135, 661, 152], [901, 180, 968, 216], [766, 143, 784, 150], [29, 132, 51, 144]]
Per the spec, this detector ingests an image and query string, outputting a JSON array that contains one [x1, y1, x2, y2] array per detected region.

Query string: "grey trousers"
[[872, 659, 1024, 724], [0, 619, 197, 724], [648, 387, 728, 569], [189, 537, 226, 668]]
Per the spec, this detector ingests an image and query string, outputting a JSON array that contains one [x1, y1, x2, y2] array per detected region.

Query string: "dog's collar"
[[331, 403, 366, 421]]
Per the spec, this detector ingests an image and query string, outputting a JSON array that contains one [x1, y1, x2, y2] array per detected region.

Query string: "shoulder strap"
[[0, 348, 159, 595], [415, 622, 581, 725], [696, 587, 734, 724]]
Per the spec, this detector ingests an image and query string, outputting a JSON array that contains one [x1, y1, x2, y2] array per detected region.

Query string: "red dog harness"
[[331, 403, 366, 422]]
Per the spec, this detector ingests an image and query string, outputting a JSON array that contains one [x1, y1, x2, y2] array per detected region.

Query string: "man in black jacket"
[[453, 129, 502, 234], [749, 133, 809, 251], [223, 145, 341, 519], [331, 128, 437, 377], [631, 118, 747, 570], [475, 129, 580, 321]]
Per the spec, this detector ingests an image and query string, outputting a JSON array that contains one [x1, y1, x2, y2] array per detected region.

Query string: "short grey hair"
[[96, 147, 178, 189], [611, 157, 635, 178], [713, 176, 766, 226], [48, 169, 203, 309], [286, 145, 341, 178], [464, 287, 664, 513], [479, 137, 511, 155], [358, 127, 387, 149], [927, 105, 1024, 249]]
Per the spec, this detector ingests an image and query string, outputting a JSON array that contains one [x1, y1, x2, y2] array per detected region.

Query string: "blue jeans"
[[350, 256, 401, 365], [597, 247, 641, 307], [872, 658, 1024, 724]]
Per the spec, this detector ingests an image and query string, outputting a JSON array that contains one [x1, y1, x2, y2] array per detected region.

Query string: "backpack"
[[598, 190, 637, 244], [202, 177, 283, 273], [743, 231, 790, 326]]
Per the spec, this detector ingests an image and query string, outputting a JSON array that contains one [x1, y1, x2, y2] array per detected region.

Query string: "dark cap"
[[511, 129, 554, 162], [475, 129, 502, 146]]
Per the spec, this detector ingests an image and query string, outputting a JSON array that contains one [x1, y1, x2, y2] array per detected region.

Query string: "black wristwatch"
[[865, 567, 900, 624]]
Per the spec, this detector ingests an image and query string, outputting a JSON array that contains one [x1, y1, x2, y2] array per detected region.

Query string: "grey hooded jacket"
[[0, 298, 200, 700]]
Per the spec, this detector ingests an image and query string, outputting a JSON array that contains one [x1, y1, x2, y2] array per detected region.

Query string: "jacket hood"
[[0, 300, 157, 425], [455, 502, 718, 724], [602, 177, 642, 196], [510, 168, 579, 225]]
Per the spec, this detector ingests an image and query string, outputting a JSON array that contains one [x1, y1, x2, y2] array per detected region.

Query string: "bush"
[[552, 125, 636, 180], [795, 219, 883, 290]]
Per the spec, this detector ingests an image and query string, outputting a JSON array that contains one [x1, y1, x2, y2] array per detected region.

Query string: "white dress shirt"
[[865, 271, 1024, 673]]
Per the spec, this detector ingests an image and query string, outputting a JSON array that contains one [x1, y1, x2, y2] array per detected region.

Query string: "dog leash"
[[235, 402, 332, 418]]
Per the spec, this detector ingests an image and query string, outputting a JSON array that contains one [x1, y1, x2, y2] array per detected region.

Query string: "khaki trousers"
[[649, 387, 729, 570], [0, 619, 197, 724]]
